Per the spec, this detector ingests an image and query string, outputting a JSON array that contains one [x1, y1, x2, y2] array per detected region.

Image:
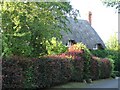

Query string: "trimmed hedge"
[[2, 55, 72, 88], [90, 56, 113, 80], [2, 55, 34, 88], [99, 58, 112, 79], [90, 57, 100, 80], [71, 56, 84, 81], [60, 52, 84, 82], [33, 56, 72, 88], [2, 43, 113, 88]]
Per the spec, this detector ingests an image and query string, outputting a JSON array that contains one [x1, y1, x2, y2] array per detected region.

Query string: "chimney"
[[88, 11, 92, 25]]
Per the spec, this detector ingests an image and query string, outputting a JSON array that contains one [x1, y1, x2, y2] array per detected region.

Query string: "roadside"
[[50, 77, 119, 88]]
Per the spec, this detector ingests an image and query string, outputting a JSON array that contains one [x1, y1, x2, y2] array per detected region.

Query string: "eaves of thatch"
[[60, 17, 106, 49]]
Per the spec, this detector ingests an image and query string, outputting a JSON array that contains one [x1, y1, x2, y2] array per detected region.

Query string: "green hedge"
[[90, 58, 100, 80], [2, 55, 34, 88], [90, 56, 113, 80], [91, 49, 120, 73], [2, 51, 113, 88], [2, 55, 72, 88], [60, 52, 84, 82], [33, 56, 72, 88], [99, 58, 112, 79]]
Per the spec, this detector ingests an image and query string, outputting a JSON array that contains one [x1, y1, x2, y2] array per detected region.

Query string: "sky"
[[70, 0, 118, 43]]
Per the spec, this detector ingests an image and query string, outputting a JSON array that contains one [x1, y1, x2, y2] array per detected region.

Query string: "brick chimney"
[[88, 11, 92, 25]]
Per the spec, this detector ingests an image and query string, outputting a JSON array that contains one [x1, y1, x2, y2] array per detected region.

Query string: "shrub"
[[90, 56, 101, 80], [2, 55, 72, 88], [112, 71, 120, 77], [45, 37, 68, 55], [2, 55, 35, 88], [106, 50, 118, 71], [71, 56, 84, 81], [90, 56, 113, 80], [67, 43, 91, 80], [2, 58, 24, 88], [2, 43, 114, 88], [99, 58, 112, 79], [58, 51, 84, 82], [91, 49, 119, 73], [90, 50, 109, 58], [33, 56, 72, 88]]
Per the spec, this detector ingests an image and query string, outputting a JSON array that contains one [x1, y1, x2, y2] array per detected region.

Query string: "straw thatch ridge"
[[61, 17, 106, 49]]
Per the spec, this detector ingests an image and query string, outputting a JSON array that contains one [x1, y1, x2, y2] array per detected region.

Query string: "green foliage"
[[2, 56, 34, 88], [105, 33, 120, 72], [90, 57, 113, 80], [106, 33, 118, 51], [91, 49, 119, 72], [106, 57, 115, 71], [70, 56, 84, 81], [90, 58, 101, 80], [113, 71, 120, 77], [68, 42, 92, 80], [24, 66, 35, 88], [99, 58, 113, 79], [91, 49, 109, 58], [1, 2, 79, 58], [2, 49, 113, 88], [33, 56, 72, 88], [101, 0, 120, 8], [45, 37, 67, 55], [0, 33, 1, 58], [76, 43, 91, 80], [91, 33, 120, 72]]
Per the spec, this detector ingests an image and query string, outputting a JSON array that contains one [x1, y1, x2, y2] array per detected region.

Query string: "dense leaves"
[[1, 2, 79, 58], [106, 33, 118, 51], [91, 33, 120, 73], [2, 43, 113, 88], [2, 50, 113, 88], [68, 43, 91, 80], [45, 37, 68, 55], [101, 0, 120, 8]]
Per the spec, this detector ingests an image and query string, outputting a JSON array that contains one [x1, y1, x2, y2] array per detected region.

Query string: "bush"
[[71, 56, 84, 81], [91, 49, 119, 72], [90, 50, 109, 58], [45, 37, 68, 55], [113, 71, 120, 77], [2, 58, 24, 88], [2, 55, 72, 88], [2, 55, 35, 88], [60, 52, 85, 82], [90, 56, 101, 80], [2, 43, 114, 88], [68, 43, 91, 80], [99, 58, 112, 79], [90, 56, 113, 80], [33, 56, 72, 88]]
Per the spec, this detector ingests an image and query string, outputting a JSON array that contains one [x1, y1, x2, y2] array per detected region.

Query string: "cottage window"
[[67, 40, 76, 47], [93, 43, 104, 50]]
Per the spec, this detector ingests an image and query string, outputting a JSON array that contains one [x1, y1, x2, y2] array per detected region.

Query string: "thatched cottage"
[[61, 12, 105, 50]]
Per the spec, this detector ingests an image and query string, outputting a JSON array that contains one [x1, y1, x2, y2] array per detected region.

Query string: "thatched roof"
[[61, 17, 105, 49]]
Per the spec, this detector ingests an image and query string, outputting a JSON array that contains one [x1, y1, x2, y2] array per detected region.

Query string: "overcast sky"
[[70, 0, 118, 43]]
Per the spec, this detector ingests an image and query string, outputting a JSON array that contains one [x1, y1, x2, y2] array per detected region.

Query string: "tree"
[[106, 33, 118, 50], [1, 2, 79, 57], [101, 0, 120, 8], [105, 33, 120, 72]]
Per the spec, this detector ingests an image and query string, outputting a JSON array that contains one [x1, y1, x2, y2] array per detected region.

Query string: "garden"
[[2, 43, 116, 88], [1, 2, 120, 89]]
